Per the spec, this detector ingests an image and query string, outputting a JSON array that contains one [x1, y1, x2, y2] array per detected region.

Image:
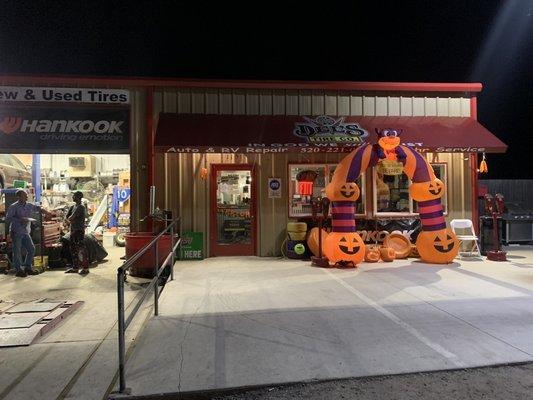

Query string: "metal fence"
[[115, 217, 181, 394]]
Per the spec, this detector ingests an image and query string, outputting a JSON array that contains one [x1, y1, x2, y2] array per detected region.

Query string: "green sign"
[[180, 231, 204, 260]]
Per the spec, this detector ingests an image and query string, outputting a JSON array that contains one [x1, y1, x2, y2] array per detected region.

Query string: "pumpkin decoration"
[[379, 247, 396, 262], [325, 181, 360, 202], [323, 232, 365, 265], [410, 179, 445, 202], [383, 233, 411, 259], [307, 227, 329, 257], [416, 228, 459, 264], [365, 246, 381, 263]]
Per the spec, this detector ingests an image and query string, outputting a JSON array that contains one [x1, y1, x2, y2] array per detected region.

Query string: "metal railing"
[[116, 217, 181, 394]]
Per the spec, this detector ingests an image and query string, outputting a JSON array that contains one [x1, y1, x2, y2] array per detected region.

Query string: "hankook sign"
[[0, 106, 130, 153]]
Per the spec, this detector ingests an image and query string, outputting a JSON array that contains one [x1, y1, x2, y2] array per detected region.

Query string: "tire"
[[114, 232, 126, 247]]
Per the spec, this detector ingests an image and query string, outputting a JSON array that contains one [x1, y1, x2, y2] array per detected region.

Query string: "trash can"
[[125, 232, 173, 278]]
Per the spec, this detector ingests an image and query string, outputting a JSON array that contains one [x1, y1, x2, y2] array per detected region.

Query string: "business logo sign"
[[0, 106, 130, 153], [293, 115, 369, 145], [0, 87, 130, 104]]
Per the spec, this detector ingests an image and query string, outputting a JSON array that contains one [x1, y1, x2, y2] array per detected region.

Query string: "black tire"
[[114, 232, 126, 247]]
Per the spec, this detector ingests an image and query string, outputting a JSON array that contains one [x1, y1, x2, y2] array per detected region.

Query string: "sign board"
[[355, 218, 422, 244], [268, 178, 282, 198], [0, 87, 130, 104], [179, 231, 204, 260], [0, 106, 130, 153], [376, 160, 404, 175]]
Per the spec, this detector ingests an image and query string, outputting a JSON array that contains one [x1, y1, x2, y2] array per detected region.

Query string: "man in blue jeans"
[[6, 189, 54, 278]]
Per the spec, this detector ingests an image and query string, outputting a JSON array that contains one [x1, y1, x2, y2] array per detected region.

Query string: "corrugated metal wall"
[[153, 88, 472, 256]]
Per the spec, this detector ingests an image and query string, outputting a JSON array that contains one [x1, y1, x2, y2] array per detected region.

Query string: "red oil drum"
[[125, 232, 173, 278]]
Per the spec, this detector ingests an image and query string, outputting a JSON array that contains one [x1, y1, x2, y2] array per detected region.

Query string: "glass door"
[[210, 164, 256, 256]]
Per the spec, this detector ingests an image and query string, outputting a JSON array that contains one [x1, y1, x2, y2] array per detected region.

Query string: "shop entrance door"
[[210, 164, 256, 256]]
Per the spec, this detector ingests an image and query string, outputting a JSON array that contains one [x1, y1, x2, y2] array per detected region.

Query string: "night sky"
[[1, 0, 532, 179]]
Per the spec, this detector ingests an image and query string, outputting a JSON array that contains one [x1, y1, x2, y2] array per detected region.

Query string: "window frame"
[[287, 162, 367, 218], [372, 161, 449, 217]]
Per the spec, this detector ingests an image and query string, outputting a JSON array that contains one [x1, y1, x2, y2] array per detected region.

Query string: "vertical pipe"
[[117, 269, 126, 393], [470, 96, 479, 234], [149, 186, 156, 215], [146, 87, 154, 232], [154, 242, 159, 316], [170, 225, 175, 281], [31, 154, 41, 202]]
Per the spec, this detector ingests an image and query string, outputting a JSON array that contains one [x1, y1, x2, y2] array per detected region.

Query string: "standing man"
[[6, 189, 54, 278], [65, 191, 89, 275]]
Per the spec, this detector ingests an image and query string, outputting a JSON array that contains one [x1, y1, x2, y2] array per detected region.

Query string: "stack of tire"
[[286, 221, 309, 259]]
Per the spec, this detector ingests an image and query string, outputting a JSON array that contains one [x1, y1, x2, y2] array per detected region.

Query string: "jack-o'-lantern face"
[[324, 232, 365, 264], [416, 228, 459, 264], [326, 181, 360, 202], [410, 179, 445, 202]]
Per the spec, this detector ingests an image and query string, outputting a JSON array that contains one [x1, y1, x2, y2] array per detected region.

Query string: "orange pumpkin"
[[410, 179, 445, 202], [416, 228, 459, 264], [307, 227, 329, 257], [323, 232, 365, 264], [365, 246, 380, 262], [325, 181, 360, 202], [379, 247, 396, 262]]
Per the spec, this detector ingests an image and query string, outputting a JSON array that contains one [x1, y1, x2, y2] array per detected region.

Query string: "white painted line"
[[324, 269, 464, 367]]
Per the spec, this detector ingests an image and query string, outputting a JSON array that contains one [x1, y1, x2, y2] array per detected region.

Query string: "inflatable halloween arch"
[[324, 129, 459, 265]]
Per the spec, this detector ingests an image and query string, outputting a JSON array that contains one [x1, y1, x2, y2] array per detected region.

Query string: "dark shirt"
[[68, 204, 86, 231]]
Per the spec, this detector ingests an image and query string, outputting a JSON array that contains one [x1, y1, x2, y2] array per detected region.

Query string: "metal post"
[[117, 268, 126, 393], [154, 242, 159, 316], [170, 225, 175, 281]]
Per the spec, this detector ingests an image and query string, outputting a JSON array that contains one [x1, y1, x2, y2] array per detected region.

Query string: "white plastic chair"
[[450, 219, 481, 258]]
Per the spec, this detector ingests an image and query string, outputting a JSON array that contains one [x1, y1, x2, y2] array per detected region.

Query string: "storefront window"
[[288, 164, 326, 217], [373, 161, 448, 216], [288, 163, 365, 217], [373, 166, 413, 216]]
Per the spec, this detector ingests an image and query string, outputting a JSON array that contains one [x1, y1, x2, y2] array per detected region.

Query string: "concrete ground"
[[123, 246, 533, 398], [0, 245, 155, 400]]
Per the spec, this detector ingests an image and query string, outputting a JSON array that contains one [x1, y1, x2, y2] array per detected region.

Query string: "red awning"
[[155, 114, 507, 154]]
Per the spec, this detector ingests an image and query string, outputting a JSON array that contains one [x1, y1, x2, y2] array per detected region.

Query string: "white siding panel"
[[363, 96, 375, 116], [400, 97, 413, 116], [311, 91, 325, 115], [259, 90, 273, 115], [425, 97, 437, 116], [246, 91, 259, 115], [388, 97, 400, 116], [219, 89, 232, 114], [232, 90, 246, 115], [177, 89, 191, 114], [325, 91, 337, 115], [461, 98, 471, 117], [205, 89, 218, 114], [449, 98, 462, 117], [163, 90, 177, 112], [191, 89, 205, 114], [350, 95, 363, 115], [272, 90, 285, 115], [436, 97, 449, 116], [413, 97, 425, 116], [298, 90, 312, 115], [375, 97, 388, 116], [337, 93, 350, 116], [286, 90, 299, 115]]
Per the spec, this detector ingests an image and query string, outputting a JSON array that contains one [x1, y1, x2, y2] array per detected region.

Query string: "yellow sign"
[[377, 160, 404, 176]]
